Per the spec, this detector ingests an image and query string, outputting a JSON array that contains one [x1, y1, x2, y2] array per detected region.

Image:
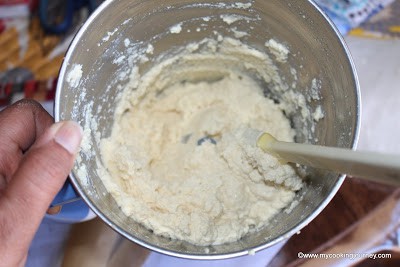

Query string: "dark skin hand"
[[0, 99, 82, 267]]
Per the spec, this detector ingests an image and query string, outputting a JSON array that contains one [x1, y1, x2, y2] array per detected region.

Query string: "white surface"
[[0, 5, 29, 19], [26, 37, 400, 266], [345, 36, 400, 154], [142, 241, 285, 267], [27, 219, 70, 267]]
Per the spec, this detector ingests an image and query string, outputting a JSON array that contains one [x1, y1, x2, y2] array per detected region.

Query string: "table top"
[[270, 178, 399, 266]]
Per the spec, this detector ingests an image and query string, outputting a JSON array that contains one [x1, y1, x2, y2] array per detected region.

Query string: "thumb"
[[1, 121, 83, 254]]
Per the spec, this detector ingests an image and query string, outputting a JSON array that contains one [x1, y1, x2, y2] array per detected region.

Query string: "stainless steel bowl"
[[55, 0, 360, 259]]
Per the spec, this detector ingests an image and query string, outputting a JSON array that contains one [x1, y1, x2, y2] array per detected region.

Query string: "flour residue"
[[102, 28, 119, 42], [71, 3, 326, 247], [97, 37, 307, 246], [234, 2, 252, 9], [170, 23, 183, 34], [124, 38, 131, 47], [220, 14, 243, 25], [66, 64, 82, 88], [232, 28, 248, 38], [266, 39, 290, 63]]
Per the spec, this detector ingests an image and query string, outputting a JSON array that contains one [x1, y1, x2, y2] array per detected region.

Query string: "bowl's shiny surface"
[[55, 0, 360, 259]]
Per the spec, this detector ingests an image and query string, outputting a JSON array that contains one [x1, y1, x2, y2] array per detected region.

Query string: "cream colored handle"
[[258, 133, 400, 186]]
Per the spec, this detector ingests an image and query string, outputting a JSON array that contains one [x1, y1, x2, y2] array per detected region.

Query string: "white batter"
[[99, 38, 303, 246]]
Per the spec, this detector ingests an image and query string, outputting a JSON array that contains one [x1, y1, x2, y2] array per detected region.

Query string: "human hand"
[[0, 100, 83, 267]]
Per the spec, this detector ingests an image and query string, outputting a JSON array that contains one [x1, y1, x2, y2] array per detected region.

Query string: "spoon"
[[241, 129, 400, 186]]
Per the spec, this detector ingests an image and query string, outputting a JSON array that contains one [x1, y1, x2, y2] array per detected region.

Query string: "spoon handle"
[[258, 133, 400, 186]]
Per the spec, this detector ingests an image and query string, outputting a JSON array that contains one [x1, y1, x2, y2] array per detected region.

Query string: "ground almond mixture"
[[99, 38, 303, 246]]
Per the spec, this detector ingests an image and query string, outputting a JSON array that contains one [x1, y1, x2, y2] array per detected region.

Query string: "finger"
[[0, 121, 82, 257], [0, 99, 53, 152], [0, 99, 53, 181]]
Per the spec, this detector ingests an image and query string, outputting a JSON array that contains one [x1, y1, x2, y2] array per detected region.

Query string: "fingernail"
[[53, 121, 83, 154]]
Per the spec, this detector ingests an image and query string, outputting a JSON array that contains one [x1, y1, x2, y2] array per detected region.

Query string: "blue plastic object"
[[39, 0, 97, 34], [50, 180, 81, 207], [49, 179, 91, 222], [314, 0, 395, 34]]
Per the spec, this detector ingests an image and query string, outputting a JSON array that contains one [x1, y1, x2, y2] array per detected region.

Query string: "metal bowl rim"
[[54, 0, 361, 260]]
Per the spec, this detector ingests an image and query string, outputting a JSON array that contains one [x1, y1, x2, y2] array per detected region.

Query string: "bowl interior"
[[55, 0, 360, 259]]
